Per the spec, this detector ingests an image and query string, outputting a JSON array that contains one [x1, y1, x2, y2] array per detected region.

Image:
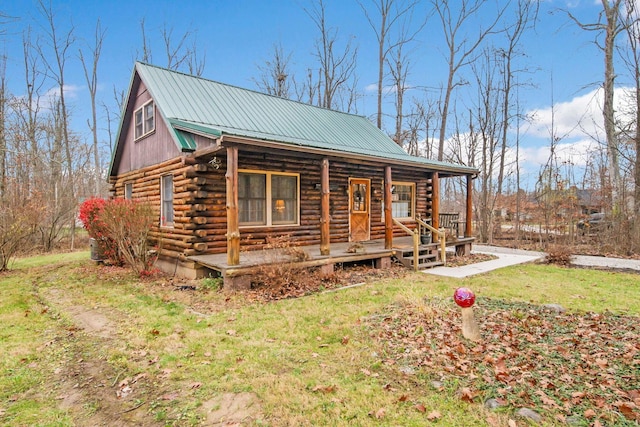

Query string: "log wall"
[[109, 147, 436, 258]]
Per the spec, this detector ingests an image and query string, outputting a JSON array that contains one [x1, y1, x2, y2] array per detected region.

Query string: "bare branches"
[[432, 0, 509, 161], [567, 0, 625, 213], [139, 18, 152, 63], [358, 0, 426, 129], [305, 0, 359, 111], [137, 20, 206, 75], [254, 43, 293, 98], [79, 19, 106, 195]]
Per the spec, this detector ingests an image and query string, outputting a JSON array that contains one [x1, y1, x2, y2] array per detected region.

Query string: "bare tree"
[[16, 28, 46, 197], [306, 0, 358, 111], [161, 23, 190, 71], [359, 0, 425, 129], [37, 0, 77, 248], [254, 43, 293, 98], [618, 0, 640, 247], [470, 50, 503, 243], [0, 55, 6, 200], [294, 67, 320, 105], [389, 43, 410, 145], [186, 39, 206, 77], [496, 0, 538, 197], [79, 19, 105, 196], [387, 18, 419, 146], [137, 20, 206, 76], [567, 0, 625, 214], [138, 18, 152, 63], [432, 0, 508, 161], [534, 75, 580, 247]]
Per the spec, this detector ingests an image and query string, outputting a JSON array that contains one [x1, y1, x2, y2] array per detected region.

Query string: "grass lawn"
[[0, 254, 638, 426]]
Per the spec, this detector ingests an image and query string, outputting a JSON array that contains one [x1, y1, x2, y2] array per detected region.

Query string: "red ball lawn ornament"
[[453, 287, 481, 341], [453, 287, 475, 308]]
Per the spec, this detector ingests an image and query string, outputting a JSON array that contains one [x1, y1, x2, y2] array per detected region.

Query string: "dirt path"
[[38, 285, 263, 426], [41, 287, 163, 427]]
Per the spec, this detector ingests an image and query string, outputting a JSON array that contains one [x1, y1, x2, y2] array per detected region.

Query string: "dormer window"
[[134, 100, 155, 139]]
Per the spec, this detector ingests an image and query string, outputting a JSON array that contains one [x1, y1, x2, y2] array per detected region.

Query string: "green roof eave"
[[169, 118, 223, 140], [215, 126, 478, 176], [174, 129, 197, 151]]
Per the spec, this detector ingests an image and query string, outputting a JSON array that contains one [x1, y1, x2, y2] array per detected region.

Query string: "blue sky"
[[1, 0, 624, 189]]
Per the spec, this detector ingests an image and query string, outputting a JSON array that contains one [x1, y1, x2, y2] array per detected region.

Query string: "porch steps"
[[394, 245, 444, 270]]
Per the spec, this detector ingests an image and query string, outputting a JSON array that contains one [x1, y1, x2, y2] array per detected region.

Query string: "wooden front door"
[[349, 178, 370, 242]]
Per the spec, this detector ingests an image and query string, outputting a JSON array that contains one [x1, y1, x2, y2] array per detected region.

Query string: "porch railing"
[[416, 217, 446, 266], [392, 217, 446, 271]]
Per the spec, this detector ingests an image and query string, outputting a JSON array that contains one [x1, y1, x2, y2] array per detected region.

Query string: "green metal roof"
[[133, 62, 477, 174]]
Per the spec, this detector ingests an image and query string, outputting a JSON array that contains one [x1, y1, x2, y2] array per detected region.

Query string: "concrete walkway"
[[423, 245, 545, 278], [571, 254, 640, 273], [422, 245, 640, 278]]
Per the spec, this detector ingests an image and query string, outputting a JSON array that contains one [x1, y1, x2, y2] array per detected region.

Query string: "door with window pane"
[[349, 178, 370, 242]]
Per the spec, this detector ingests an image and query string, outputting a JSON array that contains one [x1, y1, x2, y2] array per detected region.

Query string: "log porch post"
[[465, 174, 473, 237], [226, 145, 240, 265], [384, 166, 393, 249], [320, 158, 331, 255], [432, 172, 440, 229]]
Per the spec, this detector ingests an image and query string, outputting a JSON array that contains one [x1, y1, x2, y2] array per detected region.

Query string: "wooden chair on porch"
[[439, 213, 462, 238]]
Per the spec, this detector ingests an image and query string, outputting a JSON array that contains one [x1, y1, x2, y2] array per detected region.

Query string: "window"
[[239, 171, 298, 226], [351, 183, 367, 212], [238, 173, 266, 225], [124, 182, 133, 200], [161, 175, 174, 227], [134, 100, 155, 139], [271, 174, 298, 225], [391, 183, 415, 219]]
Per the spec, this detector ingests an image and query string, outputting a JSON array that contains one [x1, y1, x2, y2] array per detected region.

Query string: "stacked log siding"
[[109, 147, 437, 259]]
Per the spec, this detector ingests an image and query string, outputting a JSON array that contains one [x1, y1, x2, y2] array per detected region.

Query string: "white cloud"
[[364, 83, 377, 92], [364, 82, 412, 95], [44, 84, 82, 101], [520, 138, 600, 167], [523, 86, 636, 142], [35, 84, 83, 111]]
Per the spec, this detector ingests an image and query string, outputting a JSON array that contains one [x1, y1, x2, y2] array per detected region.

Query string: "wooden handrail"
[[415, 217, 446, 266], [392, 217, 448, 270], [392, 218, 420, 271]]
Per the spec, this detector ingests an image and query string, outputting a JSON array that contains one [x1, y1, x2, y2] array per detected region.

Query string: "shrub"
[[546, 244, 572, 266], [99, 199, 156, 275], [251, 235, 310, 289], [78, 197, 106, 237], [78, 198, 122, 265], [0, 194, 42, 271]]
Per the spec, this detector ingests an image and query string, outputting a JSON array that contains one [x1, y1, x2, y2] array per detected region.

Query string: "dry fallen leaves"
[[426, 409, 442, 420], [369, 407, 386, 419], [365, 297, 640, 424], [311, 384, 337, 394]]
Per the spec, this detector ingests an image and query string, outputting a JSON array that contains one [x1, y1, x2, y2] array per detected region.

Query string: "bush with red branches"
[[78, 198, 123, 266], [79, 198, 157, 274], [99, 199, 156, 275]]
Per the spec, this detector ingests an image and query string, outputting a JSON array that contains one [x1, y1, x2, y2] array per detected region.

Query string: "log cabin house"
[[108, 62, 478, 289]]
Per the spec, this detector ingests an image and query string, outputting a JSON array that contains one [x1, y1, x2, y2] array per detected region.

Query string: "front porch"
[[189, 235, 474, 290]]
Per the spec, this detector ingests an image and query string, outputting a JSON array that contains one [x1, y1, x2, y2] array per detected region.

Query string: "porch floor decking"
[[188, 236, 474, 278]]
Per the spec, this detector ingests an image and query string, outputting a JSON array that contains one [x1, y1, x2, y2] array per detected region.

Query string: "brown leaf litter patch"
[[243, 253, 497, 302], [445, 252, 497, 267], [139, 252, 495, 308], [244, 260, 408, 302], [364, 297, 640, 425]]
